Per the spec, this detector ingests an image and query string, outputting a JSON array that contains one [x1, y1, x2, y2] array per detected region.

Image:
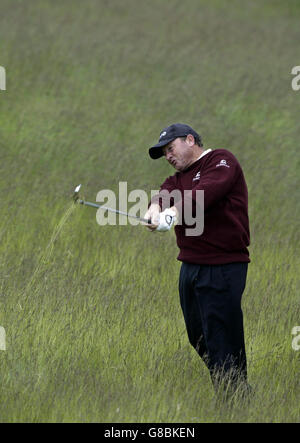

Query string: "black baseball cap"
[[149, 123, 201, 159]]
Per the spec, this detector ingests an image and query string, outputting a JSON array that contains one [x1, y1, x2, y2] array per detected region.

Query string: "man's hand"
[[156, 207, 178, 232], [143, 203, 160, 231], [144, 205, 178, 232]]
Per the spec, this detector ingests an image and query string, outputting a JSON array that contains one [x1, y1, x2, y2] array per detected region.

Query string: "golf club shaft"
[[78, 199, 152, 224]]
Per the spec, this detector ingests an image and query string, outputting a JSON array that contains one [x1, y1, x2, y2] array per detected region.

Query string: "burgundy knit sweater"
[[151, 149, 250, 265]]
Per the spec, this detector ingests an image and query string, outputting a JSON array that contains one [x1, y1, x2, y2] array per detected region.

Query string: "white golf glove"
[[156, 208, 177, 232]]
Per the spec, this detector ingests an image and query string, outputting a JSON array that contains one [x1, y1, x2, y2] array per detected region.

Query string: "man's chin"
[[169, 161, 183, 171], [172, 162, 181, 170]]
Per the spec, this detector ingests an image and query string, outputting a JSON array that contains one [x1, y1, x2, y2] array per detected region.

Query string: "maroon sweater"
[[151, 149, 250, 265]]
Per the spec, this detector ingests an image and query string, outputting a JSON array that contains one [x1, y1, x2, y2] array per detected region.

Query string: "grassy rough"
[[0, 0, 299, 423]]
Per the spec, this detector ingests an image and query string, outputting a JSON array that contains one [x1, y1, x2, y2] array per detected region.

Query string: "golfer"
[[144, 123, 251, 396]]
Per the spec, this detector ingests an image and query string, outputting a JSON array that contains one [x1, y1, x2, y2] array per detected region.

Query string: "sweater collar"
[[196, 148, 212, 161], [181, 149, 212, 173]]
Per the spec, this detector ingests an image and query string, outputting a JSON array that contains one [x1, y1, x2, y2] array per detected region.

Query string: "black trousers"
[[179, 262, 248, 387]]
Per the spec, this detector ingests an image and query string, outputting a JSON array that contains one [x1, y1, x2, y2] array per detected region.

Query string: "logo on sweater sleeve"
[[216, 159, 230, 168]]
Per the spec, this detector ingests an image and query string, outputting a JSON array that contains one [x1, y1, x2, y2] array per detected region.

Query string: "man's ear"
[[185, 134, 195, 147]]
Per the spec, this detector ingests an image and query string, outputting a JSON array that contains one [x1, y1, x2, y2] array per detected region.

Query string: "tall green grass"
[[0, 0, 299, 422]]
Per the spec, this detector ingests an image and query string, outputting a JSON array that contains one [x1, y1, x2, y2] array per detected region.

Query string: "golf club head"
[[73, 184, 82, 203]]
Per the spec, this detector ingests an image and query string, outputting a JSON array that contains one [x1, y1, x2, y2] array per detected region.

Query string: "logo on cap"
[[159, 131, 167, 139]]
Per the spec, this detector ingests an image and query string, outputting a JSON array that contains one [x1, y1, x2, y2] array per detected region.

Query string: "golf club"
[[73, 184, 152, 225]]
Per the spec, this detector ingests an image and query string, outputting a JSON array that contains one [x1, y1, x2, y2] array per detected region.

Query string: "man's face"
[[162, 137, 194, 171]]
